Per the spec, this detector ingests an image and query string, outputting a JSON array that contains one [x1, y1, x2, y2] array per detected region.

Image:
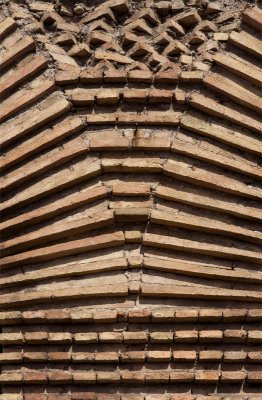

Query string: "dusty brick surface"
[[0, 1, 261, 398]]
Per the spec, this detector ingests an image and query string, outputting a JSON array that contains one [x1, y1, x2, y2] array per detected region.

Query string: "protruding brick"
[[198, 309, 222, 322], [129, 309, 151, 322], [175, 310, 198, 322]]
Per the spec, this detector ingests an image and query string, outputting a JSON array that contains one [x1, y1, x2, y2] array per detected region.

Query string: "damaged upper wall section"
[[0, 0, 257, 78]]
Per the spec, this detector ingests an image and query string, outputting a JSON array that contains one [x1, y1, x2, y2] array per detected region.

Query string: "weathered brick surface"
[[0, 55, 47, 97], [1, 3, 261, 399], [0, 93, 71, 148], [0, 36, 35, 70]]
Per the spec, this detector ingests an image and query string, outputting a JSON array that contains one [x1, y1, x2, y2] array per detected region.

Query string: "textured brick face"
[[0, 0, 261, 398]]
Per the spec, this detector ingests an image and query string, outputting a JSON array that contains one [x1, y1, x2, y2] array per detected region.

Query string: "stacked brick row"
[[0, 0, 261, 398]]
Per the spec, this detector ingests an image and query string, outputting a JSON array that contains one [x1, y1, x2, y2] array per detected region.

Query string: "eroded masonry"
[[0, 0, 261, 399]]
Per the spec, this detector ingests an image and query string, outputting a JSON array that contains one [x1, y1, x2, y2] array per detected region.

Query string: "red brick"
[[47, 371, 72, 383], [151, 309, 174, 322], [73, 372, 96, 383], [93, 310, 118, 323], [0, 352, 23, 363], [175, 309, 198, 322], [24, 352, 47, 362], [247, 330, 262, 344], [223, 309, 247, 322], [128, 70, 152, 83], [80, 69, 103, 83], [120, 351, 145, 363], [198, 309, 222, 322], [123, 331, 148, 343], [247, 371, 262, 383], [129, 309, 151, 322], [145, 371, 169, 383], [46, 309, 71, 322], [174, 330, 198, 343], [55, 63, 80, 84], [170, 371, 194, 382], [99, 332, 123, 343], [112, 183, 151, 197], [72, 352, 95, 363], [71, 393, 96, 400], [0, 79, 55, 123], [199, 330, 223, 343], [221, 371, 246, 382], [155, 69, 179, 83], [0, 17, 16, 40], [0, 36, 35, 70], [247, 351, 262, 363], [48, 352, 71, 361], [104, 70, 127, 83], [199, 350, 222, 361], [150, 332, 173, 343], [23, 371, 47, 383], [247, 309, 262, 322], [121, 371, 145, 383], [0, 93, 70, 149], [147, 351, 171, 362], [173, 351, 197, 362], [22, 310, 46, 323], [24, 332, 48, 344], [224, 351, 247, 363], [96, 372, 120, 383], [243, 6, 262, 31], [204, 73, 262, 114], [95, 352, 119, 363], [224, 329, 246, 343], [0, 55, 47, 97], [24, 395, 47, 400], [0, 372, 23, 384], [195, 371, 220, 383]]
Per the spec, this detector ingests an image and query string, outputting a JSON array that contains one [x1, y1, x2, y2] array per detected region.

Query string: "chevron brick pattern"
[[0, 0, 261, 398]]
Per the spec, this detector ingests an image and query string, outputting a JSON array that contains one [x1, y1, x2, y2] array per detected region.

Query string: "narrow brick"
[[181, 113, 261, 156], [213, 53, 262, 86], [224, 351, 247, 363], [175, 310, 198, 322], [189, 93, 261, 134], [195, 371, 220, 383], [1, 186, 107, 235], [150, 332, 173, 343], [123, 331, 148, 343], [229, 30, 262, 59], [99, 332, 123, 343], [2, 210, 114, 256], [151, 309, 175, 322], [170, 371, 194, 382], [0, 230, 124, 270], [198, 309, 222, 322], [174, 330, 198, 343], [120, 351, 145, 363], [0, 115, 84, 172], [0, 93, 70, 148], [243, 6, 262, 31], [147, 351, 171, 362], [164, 160, 261, 201], [173, 351, 196, 362], [143, 233, 262, 265], [199, 350, 222, 361], [0, 79, 55, 123], [0, 17, 16, 40], [0, 36, 35, 70], [204, 73, 262, 114]]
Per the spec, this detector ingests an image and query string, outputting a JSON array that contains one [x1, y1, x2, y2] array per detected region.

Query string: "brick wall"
[[0, 0, 261, 398]]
